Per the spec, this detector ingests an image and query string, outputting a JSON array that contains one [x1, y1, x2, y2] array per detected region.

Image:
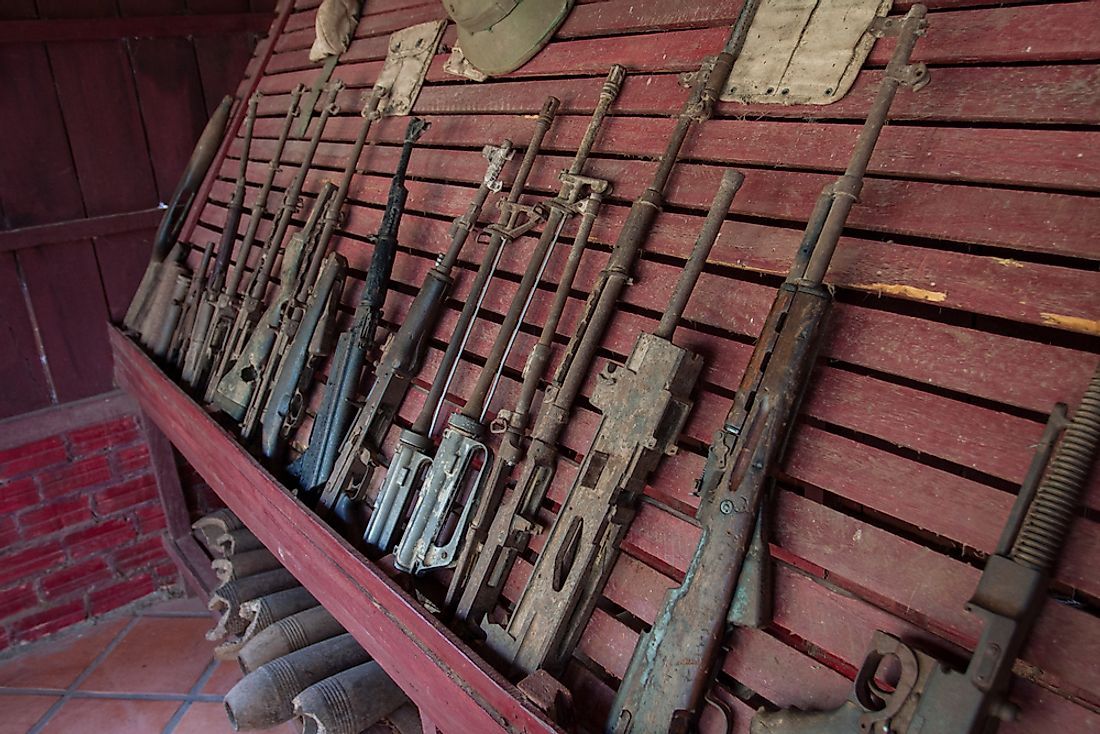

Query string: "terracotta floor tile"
[[0, 694, 59, 734], [141, 595, 209, 616], [37, 698, 180, 734], [0, 617, 129, 689], [201, 659, 242, 696], [174, 702, 300, 734], [78, 616, 214, 694]]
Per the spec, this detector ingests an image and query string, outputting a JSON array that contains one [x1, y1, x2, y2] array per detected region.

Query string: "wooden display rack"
[[111, 325, 559, 734]]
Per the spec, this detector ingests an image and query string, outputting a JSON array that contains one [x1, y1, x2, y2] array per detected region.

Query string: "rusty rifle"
[[260, 113, 426, 460], [210, 82, 342, 421], [450, 20, 750, 629], [607, 9, 931, 732], [314, 139, 516, 515], [378, 69, 624, 573], [753, 359, 1100, 734], [481, 169, 744, 677], [125, 94, 232, 334], [187, 86, 305, 393]]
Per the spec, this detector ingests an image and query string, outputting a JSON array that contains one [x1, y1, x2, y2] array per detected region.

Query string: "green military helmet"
[[443, 0, 575, 76]]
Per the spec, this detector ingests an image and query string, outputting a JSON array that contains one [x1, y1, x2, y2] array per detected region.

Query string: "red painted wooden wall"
[[0, 0, 274, 420], [174, 0, 1099, 730]]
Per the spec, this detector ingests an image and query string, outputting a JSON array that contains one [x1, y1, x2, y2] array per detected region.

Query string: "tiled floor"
[[0, 596, 297, 734]]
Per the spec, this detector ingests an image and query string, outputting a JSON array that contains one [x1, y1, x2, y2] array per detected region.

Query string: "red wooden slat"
[[0, 254, 51, 418], [94, 228, 158, 323]]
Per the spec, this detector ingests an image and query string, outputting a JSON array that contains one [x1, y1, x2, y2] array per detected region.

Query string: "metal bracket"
[[376, 20, 446, 117], [443, 45, 489, 82]]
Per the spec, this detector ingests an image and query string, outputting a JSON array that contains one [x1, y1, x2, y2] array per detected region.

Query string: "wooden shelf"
[[110, 325, 560, 734]]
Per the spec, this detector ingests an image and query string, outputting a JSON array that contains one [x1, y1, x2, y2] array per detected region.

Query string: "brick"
[[18, 496, 93, 538], [133, 503, 168, 535], [92, 475, 157, 516], [0, 437, 68, 479], [0, 543, 66, 587], [112, 537, 169, 574], [0, 582, 39, 618], [38, 456, 111, 499], [89, 574, 154, 616], [0, 626, 10, 652], [64, 518, 135, 559], [11, 600, 86, 643], [115, 444, 151, 476], [40, 558, 112, 601], [0, 516, 19, 547], [152, 561, 180, 584], [0, 478, 39, 513], [68, 417, 140, 456]]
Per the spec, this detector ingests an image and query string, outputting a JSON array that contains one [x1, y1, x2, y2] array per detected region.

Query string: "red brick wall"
[[0, 414, 179, 650]]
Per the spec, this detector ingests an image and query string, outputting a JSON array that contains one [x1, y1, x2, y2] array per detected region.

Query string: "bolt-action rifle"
[[184, 86, 305, 392], [261, 114, 428, 460], [177, 92, 261, 377], [125, 95, 232, 335], [482, 170, 744, 677], [607, 9, 931, 733], [315, 139, 516, 513], [314, 96, 558, 521], [753, 360, 1100, 734], [376, 68, 624, 574], [210, 82, 343, 421], [450, 12, 753, 629]]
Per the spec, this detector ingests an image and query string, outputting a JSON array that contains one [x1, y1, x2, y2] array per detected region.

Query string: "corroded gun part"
[[384, 69, 624, 574], [359, 96, 558, 549], [238, 605, 345, 673], [208, 83, 342, 411], [292, 661, 409, 734], [124, 95, 232, 331], [217, 528, 264, 557], [214, 585, 318, 660], [609, 8, 930, 732], [214, 182, 339, 424], [224, 633, 371, 730], [147, 264, 197, 357], [192, 508, 244, 554], [165, 237, 217, 362], [186, 87, 303, 390], [317, 139, 516, 510], [453, 45, 733, 629], [753, 361, 1099, 733], [206, 569, 299, 641], [178, 93, 261, 374], [482, 170, 743, 676], [212, 548, 282, 583]]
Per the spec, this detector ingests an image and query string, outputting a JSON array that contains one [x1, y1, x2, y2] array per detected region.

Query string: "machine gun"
[[125, 95, 232, 335], [315, 139, 516, 513], [210, 82, 343, 421], [753, 360, 1100, 734], [374, 69, 624, 573], [184, 86, 304, 391], [450, 13, 753, 629], [481, 170, 744, 677], [177, 92, 261, 378], [261, 114, 428, 460], [290, 99, 556, 500], [607, 8, 931, 732]]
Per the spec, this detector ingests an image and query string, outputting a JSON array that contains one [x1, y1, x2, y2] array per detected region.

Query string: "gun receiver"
[[210, 82, 343, 421], [178, 92, 262, 380], [315, 139, 516, 513], [186, 86, 305, 393], [608, 9, 930, 733], [377, 69, 624, 574], [754, 360, 1100, 734], [451, 18, 745, 629], [265, 113, 427, 461], [125, 94, 232, 334], [352, 95, 559, 539], [482, 170, 743, 677]]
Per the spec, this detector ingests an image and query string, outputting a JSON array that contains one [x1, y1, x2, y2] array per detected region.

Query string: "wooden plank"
[[0, 209, 160, 254], [0, 42, 85, 229], [46, 38, 159, 215], [0, 13, 272, 43], [194, 32, 257, 116], [0, 389, 136, 451], [94, 228, 158, 324], [18, 240, 113, 403], [111, 326, 562, 734], [0, 253, 51, 418]]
